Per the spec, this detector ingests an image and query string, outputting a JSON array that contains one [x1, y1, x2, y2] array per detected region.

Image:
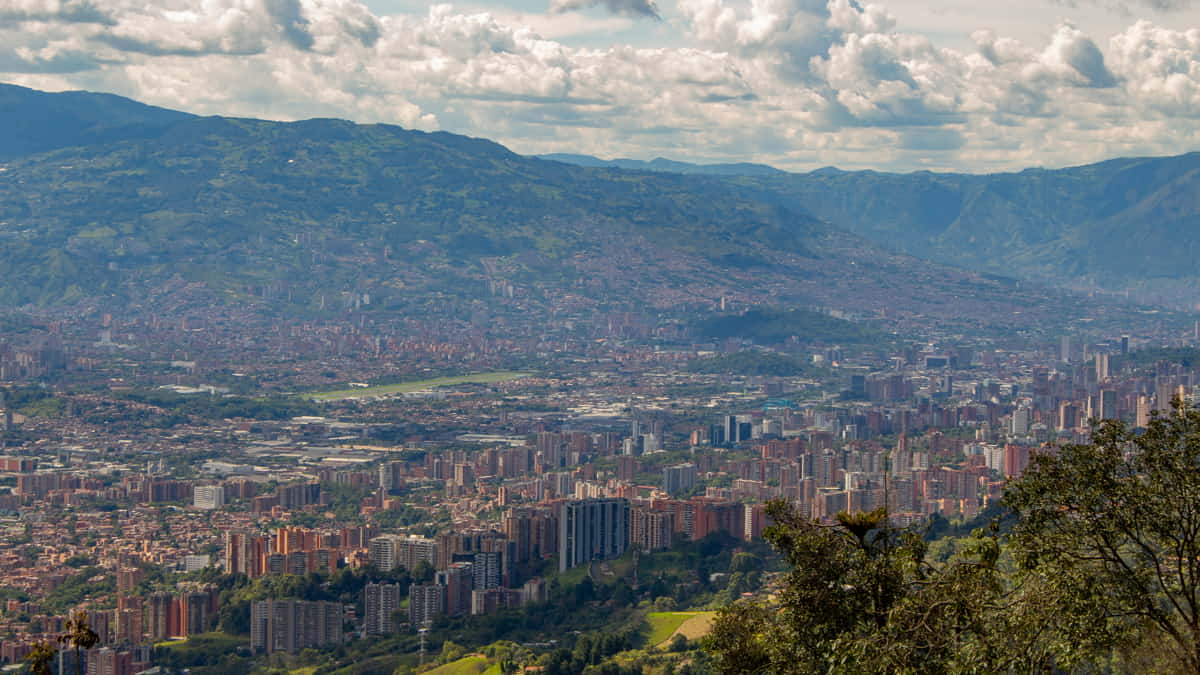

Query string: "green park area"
[[307, 372, 530, 401], [422, 654, 498, 675], [646, 612, 716, 648]]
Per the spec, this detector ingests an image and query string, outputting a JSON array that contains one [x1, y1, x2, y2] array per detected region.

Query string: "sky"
[[3, 0, 1200, 171]]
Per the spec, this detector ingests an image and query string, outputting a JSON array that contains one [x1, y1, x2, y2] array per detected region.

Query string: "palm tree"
[[56, 611, 98, 675], [24, 640, 56, 675]]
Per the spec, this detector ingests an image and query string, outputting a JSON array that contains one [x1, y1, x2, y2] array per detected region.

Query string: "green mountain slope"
[[547, 148, 1200, 303], [537, 153, 786, 177], [0, 84, 1136, 334], [0, 113, 821, 306], [0, 83, 194, 162], [742, 153, 1200, 288]]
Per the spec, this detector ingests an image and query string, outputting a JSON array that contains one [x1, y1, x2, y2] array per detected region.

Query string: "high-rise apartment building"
[[87, 647, 133, 675], [471, 552, 501, 590], [661, 463, 697, 495], [1011, 406, 1031, 435], [145, 593, 173, 642], [250, 599, 342, 654], [558, 498, 630, 572], [276, 482, 321, 509], [437, 563, 474, 616], [1100, 389, 1118, 421], [193, 485, 224, 510], [408, 583, 445, 628], [630, 506, 673, 552], [364, 583, 401, 636], [368, 534, 437, 572], [1136, 395, 1152, 428]]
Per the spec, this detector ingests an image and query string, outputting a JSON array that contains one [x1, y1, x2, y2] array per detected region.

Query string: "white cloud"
[[0, 0, 111, 24], [550, 0, 660, 19], [1035, 22, 1118, 87], [1, 0, 1200, 170], [1109, 20, 1200, 115]]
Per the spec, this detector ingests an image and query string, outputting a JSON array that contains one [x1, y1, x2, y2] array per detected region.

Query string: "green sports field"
[[307, 371, 530, 401]]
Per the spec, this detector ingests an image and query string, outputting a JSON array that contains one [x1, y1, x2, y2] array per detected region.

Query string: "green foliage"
[[536, 629, 637, 675], [0, 108, 822, 307], [707, 408, 1200, 674], [24, 640, 57, 675], [422, 654, 488, 675], [320, 482, 374, 522], [703, 501, 1090, 673], [645, 613, 692, 646], [57, 611, 98, 675], [728, 552, 763, 574], [1111, 347, 1200, 374], [4, 387, 64, 418], [410, 560, 435, 584], [440, 641, 466, 664], [152, 632, 248, 669], [1007, 406, 1200, 672], [308, 372, 529, 401], [372, 504, 428, 529], [42, 567, 114, 613]]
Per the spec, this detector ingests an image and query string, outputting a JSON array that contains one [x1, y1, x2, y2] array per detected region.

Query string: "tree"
[[729, 552, 763, 574], [57, 610, 98, 675], [24, 640, 56, 675], [411, 560, 436, 584], [704, 500, 1088, 673], [668, 633, 690, 652], [439, 640, 465, 664], [705, 503, 917, 673], [1006, 406, 1200, 672]]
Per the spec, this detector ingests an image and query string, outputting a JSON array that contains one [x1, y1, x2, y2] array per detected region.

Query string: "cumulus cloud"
[[1038, 23, 1118, 87], [827, 0, 895, 35], [1, 0, 1200, 171], [0, 38, 101, 72], [676, 0, 840, 81], [973, 29, 1033, 66], [265, 0, 313, 50], [814, 31, 965, 126], [549, 0, 660, 19], [1067, 0, 1194, 11], [1109, 21, 1200, 115], [0, 0, 112, 24]]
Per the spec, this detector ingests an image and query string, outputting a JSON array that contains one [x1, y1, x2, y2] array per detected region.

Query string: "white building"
[[193, 485, 225, 510]]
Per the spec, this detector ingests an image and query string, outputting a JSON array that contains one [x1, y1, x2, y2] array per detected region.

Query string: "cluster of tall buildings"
[[144, 589, 218, 641], [360, 531, 546, 628], [407, 570, 546, 627], [225, 525, 380, 578], [250, 599, 343, 654], [367, 534, 437, 573]]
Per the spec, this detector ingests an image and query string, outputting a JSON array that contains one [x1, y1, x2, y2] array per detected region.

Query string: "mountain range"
[[547, 151, 1200, 307], [0, 82, 1183, 336], [535, 153, 786, 177]]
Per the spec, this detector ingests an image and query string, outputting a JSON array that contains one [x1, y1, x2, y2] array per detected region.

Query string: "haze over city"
[[6, 0, 1200, 674]]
